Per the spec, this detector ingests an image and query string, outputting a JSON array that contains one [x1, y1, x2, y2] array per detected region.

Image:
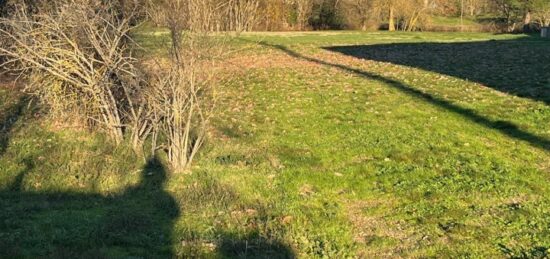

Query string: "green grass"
[[427, 15, 499, 32], [430, 16, 480, 26], [1, 31, 550, 258]]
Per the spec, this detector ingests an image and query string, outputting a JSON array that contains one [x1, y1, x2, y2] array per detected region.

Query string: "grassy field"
[[1, 31, 550, 258]]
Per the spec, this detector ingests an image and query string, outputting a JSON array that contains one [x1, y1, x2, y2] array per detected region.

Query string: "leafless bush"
[[0, 1, 149, 149], [226, 0, 260, 35], [145, 0, 227, 172], [146, 53, 218, 171], [1, 0, 243, 172]]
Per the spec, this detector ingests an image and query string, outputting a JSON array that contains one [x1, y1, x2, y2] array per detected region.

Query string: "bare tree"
[[378, 0, 434, 31], [340, 0, 380, 30], [295, 0, 314, 30], [259, 0, 289, 31], [382, 0, 397, 31], [226, 0, 261, 35], [397, 0, 432, 31]]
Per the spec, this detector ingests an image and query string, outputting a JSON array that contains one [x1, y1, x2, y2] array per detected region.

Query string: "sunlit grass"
[[1, 31, 549, 257]]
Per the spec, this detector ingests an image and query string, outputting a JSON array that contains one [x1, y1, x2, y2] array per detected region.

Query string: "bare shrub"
[[0, 1, 149, 149], [146, 0, 227, 172], [1, 0, 247, 172], [226, 0, 261, 35]]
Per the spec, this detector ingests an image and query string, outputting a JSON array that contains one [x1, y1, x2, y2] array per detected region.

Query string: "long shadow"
[[0, 156, 295, 258], [0, 88, 294, 257], [0, 158, 179, 258], [326, 35, 550, 105], [256, 41, 550, 151]]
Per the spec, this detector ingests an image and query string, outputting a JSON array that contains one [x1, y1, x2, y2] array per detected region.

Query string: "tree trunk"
[[389, 6, 395, 31], [523, 10, 531, 32]]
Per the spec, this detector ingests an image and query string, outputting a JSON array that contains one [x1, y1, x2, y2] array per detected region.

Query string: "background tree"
[[395, 0, 434, 31], [259, 0, 289, 31], [294, 0, 314, 30], [530, 0, 550, 27], [388, 0, 397, 31], [226, 0, 261, 35], [493, 0, 523, 31], [339, 0, 380, 31], [309, 0, 343, 30]]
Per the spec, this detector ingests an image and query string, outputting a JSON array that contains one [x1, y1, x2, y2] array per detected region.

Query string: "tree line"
[[2, 0, 549, 32], [147, 0, 550, 32]]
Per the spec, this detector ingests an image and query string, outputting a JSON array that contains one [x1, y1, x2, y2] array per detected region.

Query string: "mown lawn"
[[1, 31, 549, 258]]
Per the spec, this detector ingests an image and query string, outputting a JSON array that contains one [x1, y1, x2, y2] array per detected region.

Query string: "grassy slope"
[[1, 31, 550, 258]]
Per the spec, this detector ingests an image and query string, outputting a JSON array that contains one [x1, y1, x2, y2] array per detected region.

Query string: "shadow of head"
[[96, 157, 179, 257], [138, 157, 169, 190], [0, 155, 180, 258]]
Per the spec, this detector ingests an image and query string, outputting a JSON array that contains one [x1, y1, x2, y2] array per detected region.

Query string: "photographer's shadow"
[[0, 157, 179, 258]]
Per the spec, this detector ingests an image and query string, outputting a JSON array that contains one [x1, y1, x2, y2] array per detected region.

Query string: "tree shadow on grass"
[[326, 35, 550, 105], [255, 40, 550, 152]]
